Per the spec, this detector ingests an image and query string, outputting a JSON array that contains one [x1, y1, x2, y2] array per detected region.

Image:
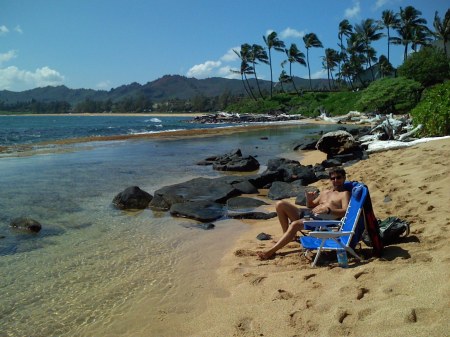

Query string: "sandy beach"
[[183, 137, 450, 337]]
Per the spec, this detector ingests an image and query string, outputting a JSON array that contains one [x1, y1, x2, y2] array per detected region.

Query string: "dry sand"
[[185, 137, 450, 337]]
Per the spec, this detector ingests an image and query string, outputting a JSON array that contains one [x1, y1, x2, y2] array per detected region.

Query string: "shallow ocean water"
[[0, 119, 346, 336]]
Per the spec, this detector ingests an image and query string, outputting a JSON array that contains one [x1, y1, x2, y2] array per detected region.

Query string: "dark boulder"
[[170, 200, 225, 222], [10, 217, 42, 233], [266, 158, 317, 184], [248, 170, 283, 189], [149, 177, 240, 210], [268, 180, 306, 200], [226, 196, 275, 220], [199, 149, 260, 172], [113, 186, 153, 210], [293, 139, 318, 151]]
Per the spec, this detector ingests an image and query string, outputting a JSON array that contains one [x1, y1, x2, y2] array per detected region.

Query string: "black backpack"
[[363, 216, 410, 246], [378, 216, 410, 245]]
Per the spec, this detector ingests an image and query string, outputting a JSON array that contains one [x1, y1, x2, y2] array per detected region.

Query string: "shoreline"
[[182, 137, 450, 337], [0, 118, 331, 157]]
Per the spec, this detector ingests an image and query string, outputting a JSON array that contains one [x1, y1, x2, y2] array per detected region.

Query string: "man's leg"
[[276, 200, 301, 233], [257, 219, 304, 260]]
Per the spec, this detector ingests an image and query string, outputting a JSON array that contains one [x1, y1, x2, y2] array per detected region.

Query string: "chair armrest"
[[303, 220, 341, 230], [308, 231, 354, 239]]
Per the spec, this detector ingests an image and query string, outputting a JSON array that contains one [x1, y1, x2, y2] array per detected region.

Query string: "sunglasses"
[[330, 176, 344, 180]]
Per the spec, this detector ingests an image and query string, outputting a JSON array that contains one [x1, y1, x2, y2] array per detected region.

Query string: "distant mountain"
[[0, 75, 332, 105]]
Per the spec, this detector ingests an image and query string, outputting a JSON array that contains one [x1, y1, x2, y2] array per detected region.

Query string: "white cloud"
[[344, 0, 361, 19], [186, 60, 222, 78], [0, 25, 9, 35], [217, 65, 240, 79], [0, 66, 65, 91], [96, 80, 112, 90], [311, 69, 328, 79], [0, 50, 18, 65], [280, 27, 305, 39], [220, 47, 240, 62], [14, 25, 23, 34]]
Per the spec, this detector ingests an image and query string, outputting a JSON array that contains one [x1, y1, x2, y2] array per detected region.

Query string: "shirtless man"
[[257, 167, 351, 260]]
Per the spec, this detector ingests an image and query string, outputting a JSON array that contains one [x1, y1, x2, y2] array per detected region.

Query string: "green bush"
[[355, 77, 422, 114], [397, 46, 449, 87], [410, 81, 450, 136]]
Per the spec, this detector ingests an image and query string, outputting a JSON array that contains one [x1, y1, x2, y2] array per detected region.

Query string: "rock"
[[256, 232, 272, 240], [248, 170, 283, 189], [199, 149, 260, 172], [268, 180, 306, 200], [293, 139, 318, 151], [316, 130, 358, 156], [112, 186, 153, 210], [10, 217, 42, 233], [226, 196, 275, 220], [266, 158, 317, 184], [228, 211, 277, 220], [226, 196, 269, 210], [149, 177, 240, 210], [170, 200, 225, 222]]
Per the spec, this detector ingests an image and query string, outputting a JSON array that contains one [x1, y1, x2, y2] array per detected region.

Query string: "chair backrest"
[[338, 182, 368, 248]]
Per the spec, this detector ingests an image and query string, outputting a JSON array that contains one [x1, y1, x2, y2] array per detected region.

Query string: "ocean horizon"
[[0, 115, 347, 336]]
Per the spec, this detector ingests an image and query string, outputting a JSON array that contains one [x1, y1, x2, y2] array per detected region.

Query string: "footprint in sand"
[[274, 289, 293, 300], [234, 249, 257, 257], [353, 271, 368, 279], [337, 310, 351, 324], [356, 287, 369, 300], [236, 317, 254, 332], [405, 309, 417, 323], [250, 276, 267, 285], [303, 273, 316, 280]]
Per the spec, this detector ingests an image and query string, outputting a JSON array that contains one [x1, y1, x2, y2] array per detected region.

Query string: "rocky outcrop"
[[112, 186, 153, 210], [170, 200, 225, 222], [198, 149, 260, 172]]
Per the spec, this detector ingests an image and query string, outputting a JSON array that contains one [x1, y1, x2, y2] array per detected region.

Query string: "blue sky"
[[1, 0, 448, 92]]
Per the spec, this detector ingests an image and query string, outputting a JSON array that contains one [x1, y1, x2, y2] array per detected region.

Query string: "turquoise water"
[[0, 116, 345, 336]]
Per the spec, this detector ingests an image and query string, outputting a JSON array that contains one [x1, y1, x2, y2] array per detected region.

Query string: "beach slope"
[[187, 137, 450, 337]]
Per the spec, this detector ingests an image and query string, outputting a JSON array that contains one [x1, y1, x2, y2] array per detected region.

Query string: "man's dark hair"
[[328, 167, 346, 177]]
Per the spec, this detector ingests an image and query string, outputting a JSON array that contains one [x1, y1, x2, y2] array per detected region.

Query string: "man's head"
[[328, 167, 346, 189]]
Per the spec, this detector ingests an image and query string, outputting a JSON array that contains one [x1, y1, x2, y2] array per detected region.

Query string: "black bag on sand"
[[363, 216, 410, 246]]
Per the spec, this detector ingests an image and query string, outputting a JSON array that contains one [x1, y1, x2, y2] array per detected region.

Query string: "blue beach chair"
[[300, 182, 368, 267]]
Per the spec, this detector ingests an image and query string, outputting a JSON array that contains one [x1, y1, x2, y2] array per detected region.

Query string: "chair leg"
[[311, 240, 327, 267], [345, 247, 362, 261]]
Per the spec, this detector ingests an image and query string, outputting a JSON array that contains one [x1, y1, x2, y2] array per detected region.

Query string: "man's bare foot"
[[257, 251, 275, 260]]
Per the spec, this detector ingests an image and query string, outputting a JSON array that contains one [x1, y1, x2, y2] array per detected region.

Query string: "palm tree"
[[284, 43, 306, 94], [411, 25, 432, 52], [378, 55, 394, 78], [263, 31, 286, 98], [391, 6, 429, 61], [338, 20, 353, 80], [355, 18, 384, 81], [232, 44, 257, 100], [278, 69, 291, 93], [433, 9, 450, 56], [345, 33, 366, 86], [303, 32, 323, 91], [381, 10, 400, 63], [249, 44, 269, 99], [322, 48, 339, 90]]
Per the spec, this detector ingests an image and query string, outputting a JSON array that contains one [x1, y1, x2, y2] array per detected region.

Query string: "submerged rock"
[[112, 186, 153, 210], [10, 217, 42, 233]]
